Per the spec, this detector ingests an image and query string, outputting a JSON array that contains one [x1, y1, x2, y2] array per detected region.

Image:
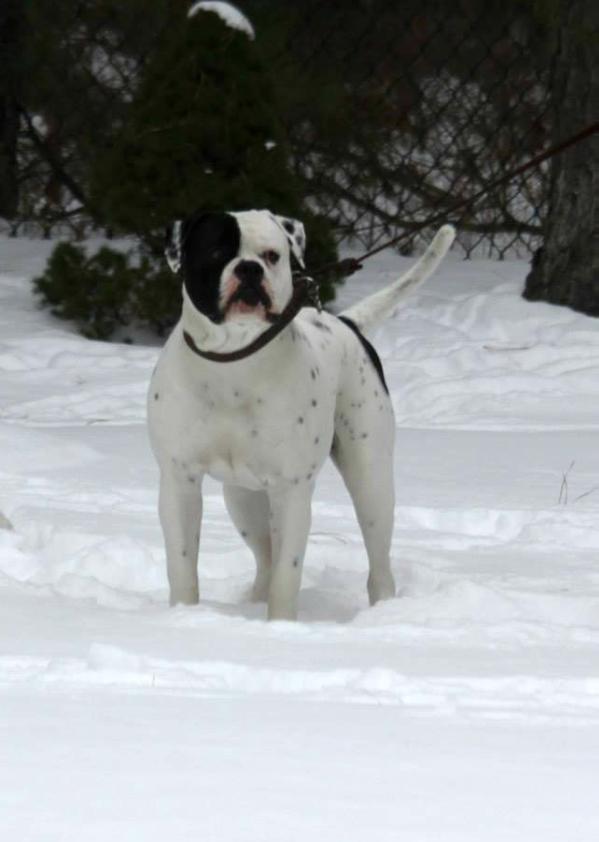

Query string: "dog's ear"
[[272, 215, 306, 269], [165, 220, 184, 274], [166, 210, 215, 274]]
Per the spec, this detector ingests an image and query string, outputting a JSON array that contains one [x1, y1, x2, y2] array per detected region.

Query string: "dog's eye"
[[209, 248, 223, 262], [262, 250, 280, 265]]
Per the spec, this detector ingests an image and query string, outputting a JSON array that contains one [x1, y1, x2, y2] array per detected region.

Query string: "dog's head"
[[165, 209, 306, 324]]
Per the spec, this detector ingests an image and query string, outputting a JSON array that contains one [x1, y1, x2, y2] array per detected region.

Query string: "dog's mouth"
[[223, 283, 275, 322]]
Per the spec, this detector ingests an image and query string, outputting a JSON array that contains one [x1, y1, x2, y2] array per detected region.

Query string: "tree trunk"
[[0, 0, 22, 220], [524, 1, 599, 315]]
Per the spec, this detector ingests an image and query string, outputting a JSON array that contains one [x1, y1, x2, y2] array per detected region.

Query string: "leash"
[[184, 120, 599, 362], [313, 120, 599, 280]]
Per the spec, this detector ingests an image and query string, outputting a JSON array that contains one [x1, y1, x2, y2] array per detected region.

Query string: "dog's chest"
[[160, 374, 332, 489]]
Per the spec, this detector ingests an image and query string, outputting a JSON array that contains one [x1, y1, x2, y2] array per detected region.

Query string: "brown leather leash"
[[312, 120, 599, 280], [183, 120, 599, 363]]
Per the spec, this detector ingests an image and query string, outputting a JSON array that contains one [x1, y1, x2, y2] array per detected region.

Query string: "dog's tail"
[[339, 225, 455, 332]]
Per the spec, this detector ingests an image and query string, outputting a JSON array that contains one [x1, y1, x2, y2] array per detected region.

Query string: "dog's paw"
[[169, 588, 199, 607], [367, 571, 396, 606]]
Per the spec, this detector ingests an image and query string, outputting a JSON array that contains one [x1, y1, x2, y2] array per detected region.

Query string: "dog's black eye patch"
[[337, 315, 389, 394], [180, 212, 241, 322]]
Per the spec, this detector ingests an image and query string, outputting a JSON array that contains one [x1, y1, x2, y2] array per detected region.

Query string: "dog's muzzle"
[[228, 260, 272, 311]]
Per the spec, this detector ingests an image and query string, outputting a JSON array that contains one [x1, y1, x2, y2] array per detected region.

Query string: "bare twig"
[[573, 486, 599, 504], [558, 460, 575, 505]]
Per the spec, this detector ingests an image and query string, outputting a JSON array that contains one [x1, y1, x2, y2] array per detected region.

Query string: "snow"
[[188, 1, 255, 40], [1, 234, 599, 839]]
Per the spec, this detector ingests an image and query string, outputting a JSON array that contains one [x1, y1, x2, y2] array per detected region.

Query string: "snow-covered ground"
[[1, 236, 598, 841]]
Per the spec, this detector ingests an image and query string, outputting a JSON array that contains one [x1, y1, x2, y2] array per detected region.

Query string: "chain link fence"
[[270, 0, 554, 259], [6, 0, 556, 259]]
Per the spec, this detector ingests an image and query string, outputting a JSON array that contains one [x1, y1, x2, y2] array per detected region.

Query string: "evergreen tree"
[[36, 3, 338, 338], [93, 6, 302, 234]]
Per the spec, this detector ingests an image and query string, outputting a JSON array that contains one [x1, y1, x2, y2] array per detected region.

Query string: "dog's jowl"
[[148, 209, 454, 620]]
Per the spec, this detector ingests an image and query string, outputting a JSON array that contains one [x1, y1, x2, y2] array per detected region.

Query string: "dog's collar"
[[183, 275, 320, 363]]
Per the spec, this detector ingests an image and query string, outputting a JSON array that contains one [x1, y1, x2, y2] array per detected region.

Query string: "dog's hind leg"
[[223, 485, 272, 601], [332, 420, 396, 606]]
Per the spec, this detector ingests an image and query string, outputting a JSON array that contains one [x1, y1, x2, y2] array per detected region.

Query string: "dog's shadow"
[[201, 586, 365, 625]]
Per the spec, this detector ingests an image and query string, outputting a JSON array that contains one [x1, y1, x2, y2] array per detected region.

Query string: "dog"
[[147, 209, 454, 620]]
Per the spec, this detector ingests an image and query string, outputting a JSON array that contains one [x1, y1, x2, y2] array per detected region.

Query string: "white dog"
[[148, 210, 454, 620]]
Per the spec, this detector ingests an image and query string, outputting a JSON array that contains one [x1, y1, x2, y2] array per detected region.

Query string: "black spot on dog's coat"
[[337, 315, 389, 394]]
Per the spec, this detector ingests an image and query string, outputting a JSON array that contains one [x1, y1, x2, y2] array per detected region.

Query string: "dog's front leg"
[[267, 485, 312, 621], [158, 469, 203, 606]]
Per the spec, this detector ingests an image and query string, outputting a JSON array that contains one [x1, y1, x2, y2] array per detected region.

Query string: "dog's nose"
[[235, 260, 264, 286]]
